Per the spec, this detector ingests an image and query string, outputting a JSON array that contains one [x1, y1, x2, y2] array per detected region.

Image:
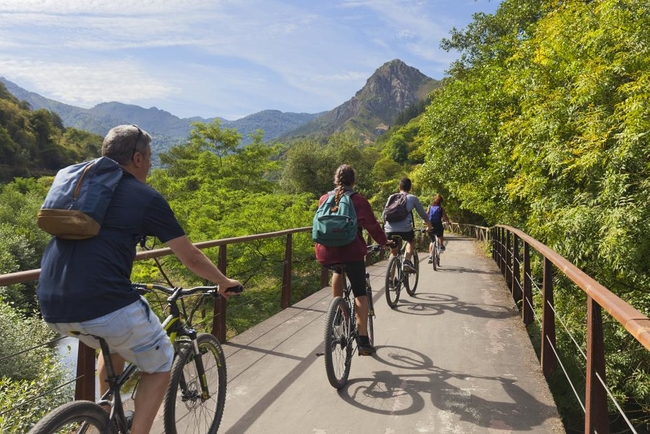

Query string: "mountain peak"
[[286, 59, 439, 141]]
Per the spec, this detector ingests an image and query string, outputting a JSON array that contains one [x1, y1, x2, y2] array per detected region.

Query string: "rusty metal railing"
[[0, 227, 313, 402], [480, 225, 649, 434]]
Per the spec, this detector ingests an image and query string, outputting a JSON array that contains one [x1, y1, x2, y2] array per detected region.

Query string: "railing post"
[[542, 257, 557, 377], [505, 231, 512, 286], [320, 266, 330, 288], [212, 245, 228, 342], [500, 228, 507, 276], [585, 297, 609, 434], [512, 234, 521, 304], [522, 242, 533, 325], [281, 233, 292, 309], [496, 227, 501, 268], [74, 342, 96, 401]]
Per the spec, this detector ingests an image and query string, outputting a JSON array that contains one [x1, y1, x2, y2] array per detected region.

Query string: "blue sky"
[[0, 0, 502, 120]]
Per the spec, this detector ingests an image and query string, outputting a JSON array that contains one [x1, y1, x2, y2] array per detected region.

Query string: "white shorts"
[[48, 297, 174, 373]]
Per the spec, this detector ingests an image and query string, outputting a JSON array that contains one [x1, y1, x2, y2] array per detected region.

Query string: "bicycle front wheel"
[[366, 277, 374, 346], [324, 296, 352, 389], [27, 401, 109, 434], [405, 251, 420, 296], [385, 256, 401, 308], [164, 333, 227, 434]]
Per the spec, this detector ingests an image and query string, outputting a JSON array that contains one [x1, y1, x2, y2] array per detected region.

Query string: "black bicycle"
[[384, 235, 420, 308], [323, 245, 382, 389], [28, 283, 242, 434]]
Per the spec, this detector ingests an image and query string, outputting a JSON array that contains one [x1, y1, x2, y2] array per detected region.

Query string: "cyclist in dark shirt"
[[427, 193, 451, 262], [37, 125, 241, 434]]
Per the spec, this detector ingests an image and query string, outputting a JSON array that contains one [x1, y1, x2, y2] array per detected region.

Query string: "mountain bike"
[[323, 245, 382, 389], [28, 283, 242, 434], [384, 235, 420, 308]]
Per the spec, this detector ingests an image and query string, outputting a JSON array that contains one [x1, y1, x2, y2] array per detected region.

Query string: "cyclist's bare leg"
[[331, 272, 344, 298], [355, 295, 369, 337], [131, 370, 170, 434], [405, 240, 415, 262]]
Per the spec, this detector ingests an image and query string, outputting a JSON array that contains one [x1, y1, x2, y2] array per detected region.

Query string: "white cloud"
[[1, 57, 174, 107], [0, 0, 503, 118]]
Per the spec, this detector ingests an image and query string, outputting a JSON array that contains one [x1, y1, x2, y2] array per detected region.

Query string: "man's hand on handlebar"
[[219, 277, 244, 299]]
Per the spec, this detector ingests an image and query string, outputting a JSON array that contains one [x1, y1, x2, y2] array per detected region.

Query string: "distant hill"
[[0, 77, 323, 154], [282, 59, 439, 142], [1, 58, 436, 152]]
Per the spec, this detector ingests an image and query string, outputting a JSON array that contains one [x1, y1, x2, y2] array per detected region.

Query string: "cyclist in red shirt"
[[315, 164, 393, 354]]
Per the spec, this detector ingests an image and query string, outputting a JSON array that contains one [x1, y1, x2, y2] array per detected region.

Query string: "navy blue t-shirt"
[[37, 172, 185, 323]]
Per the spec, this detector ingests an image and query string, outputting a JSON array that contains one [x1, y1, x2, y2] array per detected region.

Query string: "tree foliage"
[[0, 83, 102, 183], [418, 0, 650, 427], [0, 299, 69, 433]]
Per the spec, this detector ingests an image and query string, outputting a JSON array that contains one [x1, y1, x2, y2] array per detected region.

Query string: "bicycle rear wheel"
[[405, 251, 420, 296], [324, 296, 352, 389], [384, 256, 401, 308], [164, 333, 227, 434], [366, 277, 374, 346], [28, 401, 109, 434], [432, 240, 439, 271]]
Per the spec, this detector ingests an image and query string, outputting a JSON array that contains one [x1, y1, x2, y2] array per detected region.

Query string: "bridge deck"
[[157, 234, 565, 433]]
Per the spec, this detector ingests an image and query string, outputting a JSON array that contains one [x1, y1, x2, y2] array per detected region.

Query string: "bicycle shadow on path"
[[391, 293, 517, 321], [339, 345, 559, 431]]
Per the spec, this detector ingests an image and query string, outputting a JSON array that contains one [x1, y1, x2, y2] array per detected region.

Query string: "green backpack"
[[312, 190, 358, 247]]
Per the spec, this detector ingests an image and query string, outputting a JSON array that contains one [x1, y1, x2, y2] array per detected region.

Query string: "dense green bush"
[[0, 300, 70, 432]]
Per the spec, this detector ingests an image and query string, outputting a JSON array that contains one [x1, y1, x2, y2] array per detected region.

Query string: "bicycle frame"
[[96, 338, 138, 433], [95, 285, 219, 431]]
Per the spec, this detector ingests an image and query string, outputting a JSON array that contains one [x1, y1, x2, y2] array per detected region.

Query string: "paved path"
[[159, 234, 565, 433]]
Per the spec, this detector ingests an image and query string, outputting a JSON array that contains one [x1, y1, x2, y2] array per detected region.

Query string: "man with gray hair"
[[37, 125, 241, 434]]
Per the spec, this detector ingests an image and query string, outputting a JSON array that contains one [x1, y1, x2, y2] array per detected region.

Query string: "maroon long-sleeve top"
[[315, 191, 389, 265]]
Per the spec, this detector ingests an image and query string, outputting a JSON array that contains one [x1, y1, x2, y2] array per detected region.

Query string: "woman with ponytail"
[[315, 164, 392, 355]]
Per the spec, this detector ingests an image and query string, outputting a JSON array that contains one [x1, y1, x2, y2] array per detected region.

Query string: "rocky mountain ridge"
[[1, 59, 437, 149], [283, 59, 439, 142]]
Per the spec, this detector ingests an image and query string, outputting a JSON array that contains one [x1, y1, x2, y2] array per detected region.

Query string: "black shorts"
[[386, 230, 415, 243], [429, 222, 444, 239], [330, 261, 367, 298]]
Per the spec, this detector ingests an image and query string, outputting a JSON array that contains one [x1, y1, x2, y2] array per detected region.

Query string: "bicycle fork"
[[183, 329, 212, 402]]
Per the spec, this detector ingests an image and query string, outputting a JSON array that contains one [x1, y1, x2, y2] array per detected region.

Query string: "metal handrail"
[[0, 227, 313, 403], [453, 223, 649, 434], [497, 225, 650, 350]]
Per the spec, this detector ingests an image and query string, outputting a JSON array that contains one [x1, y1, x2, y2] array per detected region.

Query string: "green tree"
[[415, 0, 650, 426], [0, 179, 51, 313]]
